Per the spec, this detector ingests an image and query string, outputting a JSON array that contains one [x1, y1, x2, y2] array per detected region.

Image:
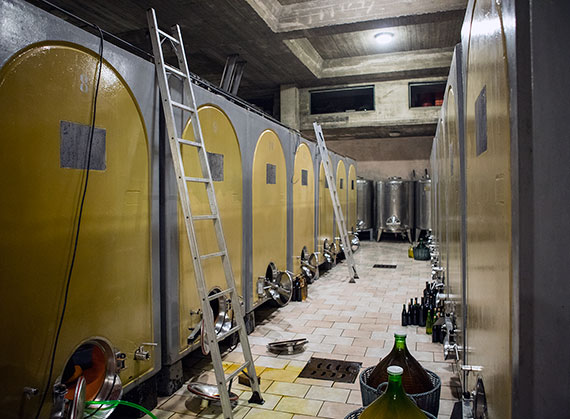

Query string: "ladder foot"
[[349, 278, 356, 284], [248, 391, 264, 405]]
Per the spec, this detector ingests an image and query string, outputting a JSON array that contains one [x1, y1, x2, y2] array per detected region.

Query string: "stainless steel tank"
[[356, 179, 374, 231], [376, 177, 414, 241], [415, 177, 432, 231]]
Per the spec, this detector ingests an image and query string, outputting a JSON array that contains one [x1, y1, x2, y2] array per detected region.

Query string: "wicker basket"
[[344, 406, 437, 419], [359, 365, 441, 417]]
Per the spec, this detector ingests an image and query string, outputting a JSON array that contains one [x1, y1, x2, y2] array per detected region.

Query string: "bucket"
[[359, 365, 441, 416]]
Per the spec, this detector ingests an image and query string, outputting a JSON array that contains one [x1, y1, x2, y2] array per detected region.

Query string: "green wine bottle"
[[360, 366, 427, 419], [426, 309, 433, 335]]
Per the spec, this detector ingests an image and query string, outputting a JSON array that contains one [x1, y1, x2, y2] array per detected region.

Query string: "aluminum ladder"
[[147, 9, 263, 417], [313, 122, 359, 283]]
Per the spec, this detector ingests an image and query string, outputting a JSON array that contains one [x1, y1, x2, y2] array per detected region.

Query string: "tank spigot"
[[23, 387, 39, 399], [134, 342, 157, 361], [49, 384, 68, 419]]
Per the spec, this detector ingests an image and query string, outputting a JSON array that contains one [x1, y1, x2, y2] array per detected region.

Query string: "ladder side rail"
[[314, 123, 358, 282], [171, 24, 236, 288], [147, 12, 231, 414], [170, 22, 263, 407]]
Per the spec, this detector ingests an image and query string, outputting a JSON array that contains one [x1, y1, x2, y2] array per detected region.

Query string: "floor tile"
[[317, 401, 361, 419], [254, 356, 290, 369], [274, 396, 323, 416], [144, 408, 175, 419], [305, 385, 350, 403], [238, 391, 282, 410], [244, 409, 293, 419], [261, 368, 301, 383], [266, 381, 310, 398], [160, 395, 205, 415]]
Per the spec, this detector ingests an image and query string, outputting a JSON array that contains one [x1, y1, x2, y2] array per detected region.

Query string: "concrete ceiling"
[[33, 0, 465, 164], [34, 0, 465, 100]]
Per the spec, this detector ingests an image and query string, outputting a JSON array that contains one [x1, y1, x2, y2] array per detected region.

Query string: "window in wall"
[[310, 85, 374, 114], [409, 81, 446, 108]]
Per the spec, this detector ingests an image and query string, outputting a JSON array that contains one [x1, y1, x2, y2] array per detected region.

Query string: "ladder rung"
[[158, 28, 179, 44], [217, 325, 241, 343], [178, 138, 202, 147], [201, 251, 226, 260], [165, 63, 187, 78], [184, 176, 210, 183], [193, 214, 218, 221], [225, 361, 250, 383], [172, 100, 196, 113], [207, 287, 234, 301]]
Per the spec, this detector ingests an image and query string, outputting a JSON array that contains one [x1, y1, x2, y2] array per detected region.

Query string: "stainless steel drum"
[[356, 179, 375, 231], [415, 177, 432, 233], [376, 177, 414, 242]]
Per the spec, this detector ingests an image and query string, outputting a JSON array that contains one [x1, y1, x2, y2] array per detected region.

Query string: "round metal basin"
[[187, 382, 239, 402]]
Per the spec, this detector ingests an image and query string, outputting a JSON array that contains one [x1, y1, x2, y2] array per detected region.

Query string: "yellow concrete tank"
[[177, 105, 242, 350], [0, 42, 154, 417], [252, 130, 286, 306], [348, 164, 357, 233], [318, 159, 335, 264], [464, 0, 513, 416], [292, 143, 315, 276], [335, 160, 347, 249]]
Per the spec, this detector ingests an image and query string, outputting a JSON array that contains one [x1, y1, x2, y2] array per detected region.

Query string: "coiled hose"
[[84, 400, 158, 418]]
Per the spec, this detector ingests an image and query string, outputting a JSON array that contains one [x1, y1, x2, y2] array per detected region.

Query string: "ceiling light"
[[388, 131, 401, 137], [374, 32, 394, 44]]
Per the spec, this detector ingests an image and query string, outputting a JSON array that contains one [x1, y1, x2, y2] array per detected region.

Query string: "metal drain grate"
[[298, 357, 362, 383], [373, 264, 397, 269]]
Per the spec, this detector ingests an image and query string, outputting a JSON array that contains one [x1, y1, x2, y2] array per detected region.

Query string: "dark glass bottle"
[[360, 366, 427, 419], [401, 304, 408, 327], [367, 333, 434, 394], [413, 298, 420, 325], [418, 298, 426, 327]]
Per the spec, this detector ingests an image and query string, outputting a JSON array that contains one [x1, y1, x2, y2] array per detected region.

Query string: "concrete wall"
[[298, 77, 445, 130], [327, 136, 433, 180], [356, 160, 430, 180]]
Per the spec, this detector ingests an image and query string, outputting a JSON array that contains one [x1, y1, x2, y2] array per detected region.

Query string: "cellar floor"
[[147, 240, 459, 419]]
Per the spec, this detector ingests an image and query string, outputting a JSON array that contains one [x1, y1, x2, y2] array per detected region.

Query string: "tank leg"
[[157, 360, 183, 396], [244, 311, 256, 335], [407, 229, 413, 244], [377, 230, 382, 242]]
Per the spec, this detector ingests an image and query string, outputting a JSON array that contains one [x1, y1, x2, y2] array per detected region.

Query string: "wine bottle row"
[[400, 281, 447, 343]]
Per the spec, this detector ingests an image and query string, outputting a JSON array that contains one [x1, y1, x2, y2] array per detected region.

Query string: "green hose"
[[84, 400, 158, 419]]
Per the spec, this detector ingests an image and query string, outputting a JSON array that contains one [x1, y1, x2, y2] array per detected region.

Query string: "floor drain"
[[298, 357, 362, 383], [373, 264, 397, 269]]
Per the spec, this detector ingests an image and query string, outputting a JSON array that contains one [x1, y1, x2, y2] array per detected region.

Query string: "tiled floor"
[[147, 240, 460, 419]]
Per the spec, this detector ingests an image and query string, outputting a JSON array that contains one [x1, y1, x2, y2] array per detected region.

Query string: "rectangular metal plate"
[[298, 357, 362, 383], [207, 152, 224, 182], [475, 85, 487, 156], [266, 163, 276, 184], [340, 178, 344, 189], [60, 120, 106, 170], [301, 169, 308, 186], [373, 264, 397, 269]]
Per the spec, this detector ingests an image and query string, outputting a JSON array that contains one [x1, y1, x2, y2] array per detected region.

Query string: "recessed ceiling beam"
[[246, 0, 468, 33], [284, 38, 453, 79]]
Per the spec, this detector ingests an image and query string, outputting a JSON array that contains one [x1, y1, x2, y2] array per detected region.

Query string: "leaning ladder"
[[147, 9, 263, 417], [313, 122, 359, 283]]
